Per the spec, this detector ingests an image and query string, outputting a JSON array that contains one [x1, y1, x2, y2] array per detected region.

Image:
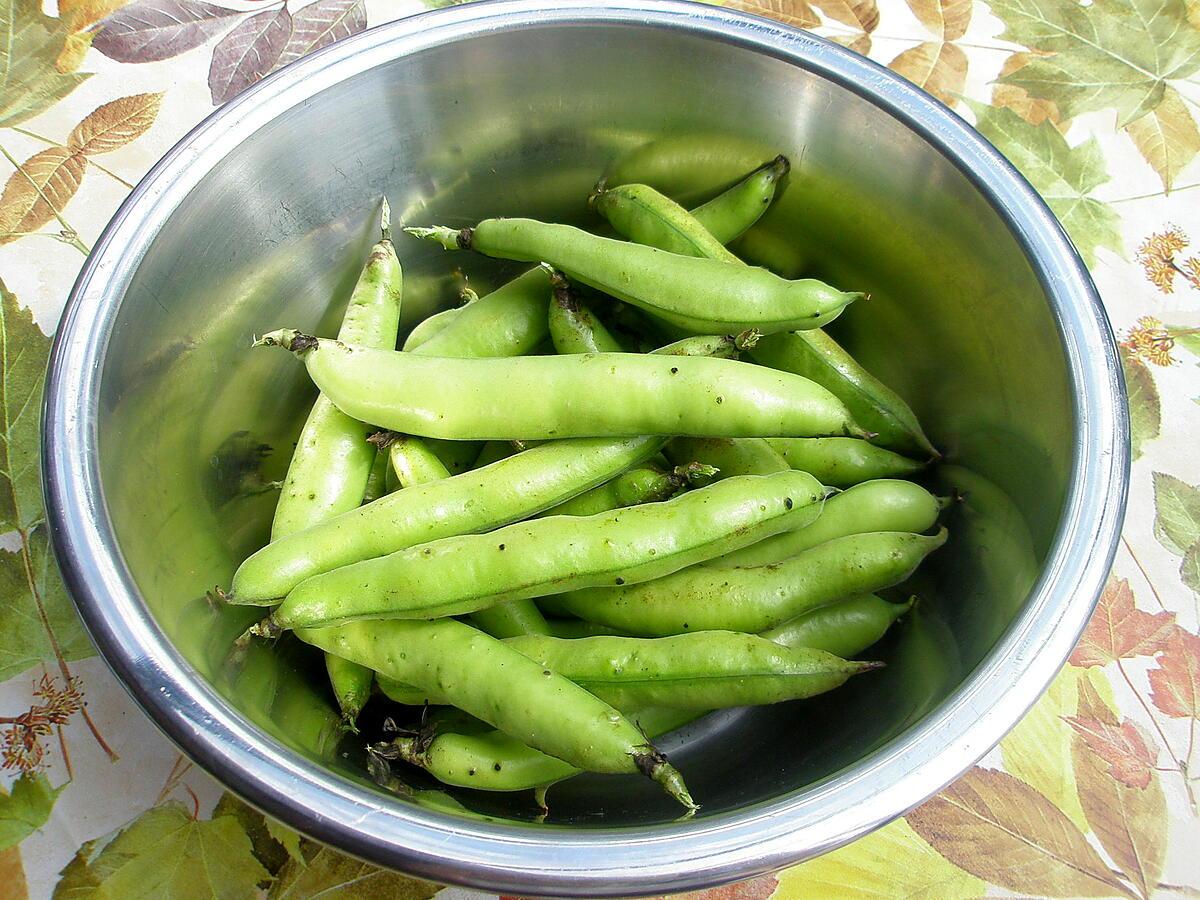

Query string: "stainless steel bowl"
[[43, 0, 1128, 894]]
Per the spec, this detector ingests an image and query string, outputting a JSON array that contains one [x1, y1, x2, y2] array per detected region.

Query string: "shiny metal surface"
[[42, 1, 1128, 894]]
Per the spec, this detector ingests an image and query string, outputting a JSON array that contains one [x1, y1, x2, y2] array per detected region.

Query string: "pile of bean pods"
[[229, 155, 948, 814]]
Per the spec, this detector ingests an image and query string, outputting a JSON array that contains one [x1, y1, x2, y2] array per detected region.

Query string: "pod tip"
[[770, 154, 791, 178], [635, 748, 698, 812], [379, 197, 391, 241]]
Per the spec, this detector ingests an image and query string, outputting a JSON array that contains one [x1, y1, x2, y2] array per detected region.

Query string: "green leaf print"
[[0, 773, 64, 851], [969, 104, 1122, 266], [0, 0, 91, 128], [988, 0, 1200, 127]]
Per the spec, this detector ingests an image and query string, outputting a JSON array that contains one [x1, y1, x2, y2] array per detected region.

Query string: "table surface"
[[1, 0, 1198, 896]]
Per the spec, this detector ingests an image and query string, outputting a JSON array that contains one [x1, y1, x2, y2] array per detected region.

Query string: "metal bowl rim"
[[42, 1, 1129, 894]]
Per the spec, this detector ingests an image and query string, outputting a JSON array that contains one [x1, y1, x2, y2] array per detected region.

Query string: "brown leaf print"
[[276, 0, 366, 68], [724, 0, 821, 29], [1062, 714, 1156, 789], [0, 847, 27, 900], [887, 42, 967, 106], [1068, 577, 1175, 668], [0, 147, 87, 246], [810, 0, 880, 31], [68, 92, 163, 156], [904, 0, 971, 39], [91, 0, 243, 63], [207, 5, 292, 104], [1071, 677, 1166, 899], [992, 52, 1068, 130], [832, 32, 872, 55], [1147, 627, 1200, 719], [906, 767, 1137, 897]]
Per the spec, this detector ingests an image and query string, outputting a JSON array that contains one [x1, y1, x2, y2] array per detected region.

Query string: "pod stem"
[[543, 264, 577, 310], [368, 430, 401, 449], [247, 615, 283, 641], [586, 177, 608, 209], [252, 329, 318, 354], [673, 461, 720, 485], [380, 197, 392, 242], [765, 153, 791, 181], [733, 328, 762, 351], [633, 747, 697, 812], [404, 225, 472, 251]]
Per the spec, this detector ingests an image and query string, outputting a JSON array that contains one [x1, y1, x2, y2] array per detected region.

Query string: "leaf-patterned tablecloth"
[[1, 0, 1198, 896]]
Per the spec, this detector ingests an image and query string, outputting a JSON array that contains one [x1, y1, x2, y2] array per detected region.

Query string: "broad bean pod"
[[761, 594, 915, 658], [405, 219, 861, 334], [260, 471, 826, 630], [689, 156, 790, 244], [717, 479, 943, 568], [592, 183, 741, 263], [387, 586, 906, 794], [256, 330, 866, 441], [269, 203, 401, 723], [750, 332, 937, 458], [561, 528, 947, 635], [298, 618, 695, 808], [227, 435, 666, 603], [765, 437, 926, 486]]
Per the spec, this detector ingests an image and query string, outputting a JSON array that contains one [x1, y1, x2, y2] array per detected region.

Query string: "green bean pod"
[[761, 594, 915, 658], [260, 471, 826, 630], [750, 331, 937, 458], [562, 528, 947, 635], [406, 219, 861, 334], [717, 479, 943, 568], [506, 632, 878, 709], [690, 156, 790, 244], [227, 435, 666, 603], [665, 437, 789, 484], [406, 266, 552, 358], [256, 332, 866, 441], [270, 207, 403, 540], [605, 133, 775, 205], [372, 433, 550, 640], [592, 183, 741, 263], [387, 589, 904, 794], [298, 618, 695, 808], [765, 437, 927, 486]]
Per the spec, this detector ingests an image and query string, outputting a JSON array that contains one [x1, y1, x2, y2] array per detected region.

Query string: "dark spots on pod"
[[682, 622, 689, 630], [760, 504, 766, 512], [422, 548, 432, 556], [468, 767, 477, 776], [715, 396, 724, 404], [307, 492, 316, 500], [494, 762, 502, 771], [543, 669, 552, 676], [785, 497, 794, 509], [670, 367, 679, 375], [498, 543, 506, 551], [615, 577, 625, 585]]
